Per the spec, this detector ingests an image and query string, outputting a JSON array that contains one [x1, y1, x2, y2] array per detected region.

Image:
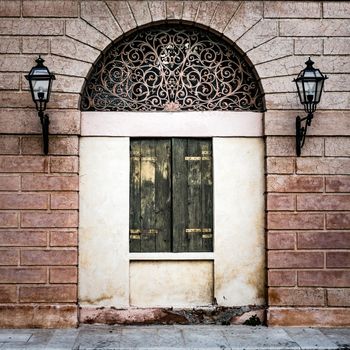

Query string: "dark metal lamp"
[[294, 58, 327, 156], [25, 56, 55, 155]]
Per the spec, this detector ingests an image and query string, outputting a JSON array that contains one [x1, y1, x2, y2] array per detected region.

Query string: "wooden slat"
[[200, 139, 213, 252], [187, 139, 203, 252], [172, 138, 188, 252], [130, 140, 141, 252], [140, 139, 156, 252], [155, 139, 172, 252]]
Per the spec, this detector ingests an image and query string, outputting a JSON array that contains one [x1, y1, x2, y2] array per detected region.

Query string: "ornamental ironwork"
[[81, 25, 264, 112]]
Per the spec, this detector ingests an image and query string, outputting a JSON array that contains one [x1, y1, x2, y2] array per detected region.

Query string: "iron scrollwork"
[[81, 25, 264, 112]]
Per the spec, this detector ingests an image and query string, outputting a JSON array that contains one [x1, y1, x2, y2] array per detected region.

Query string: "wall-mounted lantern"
[[294, 58, 328, 156], [25, 56, 55, 155]]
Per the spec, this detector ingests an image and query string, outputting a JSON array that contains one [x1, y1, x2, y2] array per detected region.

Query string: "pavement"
[[0, 325, 349, 349]]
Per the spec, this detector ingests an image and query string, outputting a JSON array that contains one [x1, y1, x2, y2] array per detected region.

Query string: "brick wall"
[[0, 0, 349, 327]]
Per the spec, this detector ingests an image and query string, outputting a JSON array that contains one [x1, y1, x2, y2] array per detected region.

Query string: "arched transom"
[[81, 24, 264, 112]]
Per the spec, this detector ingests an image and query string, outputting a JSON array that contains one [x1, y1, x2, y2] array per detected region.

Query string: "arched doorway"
[[79, 23, 266, 324]]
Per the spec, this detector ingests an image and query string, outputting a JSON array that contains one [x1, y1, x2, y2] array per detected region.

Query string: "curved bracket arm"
[[38, 111, 50, 155], [296, 112, 313, 157]]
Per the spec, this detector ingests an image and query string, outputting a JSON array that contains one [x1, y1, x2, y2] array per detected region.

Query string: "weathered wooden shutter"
[[172, 139, 213, 252], [130, 139, 172, 252], [130, 138, 213, 252]]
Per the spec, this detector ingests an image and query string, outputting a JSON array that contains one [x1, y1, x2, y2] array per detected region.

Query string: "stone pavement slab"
[[0, 325, 349, 349]]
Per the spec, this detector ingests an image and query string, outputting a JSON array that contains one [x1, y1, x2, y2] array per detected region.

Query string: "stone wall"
[[0, 0, 349, 327]]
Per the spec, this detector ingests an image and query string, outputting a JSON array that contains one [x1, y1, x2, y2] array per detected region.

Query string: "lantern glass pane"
[[315, 79, 324, 103], [296, 80, 305, 103], [32, 79, 49, 101]]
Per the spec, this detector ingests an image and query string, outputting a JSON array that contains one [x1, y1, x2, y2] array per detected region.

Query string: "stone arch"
[[80, 22, 265, 112]]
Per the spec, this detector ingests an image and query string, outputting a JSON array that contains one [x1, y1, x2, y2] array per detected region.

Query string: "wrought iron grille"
[[81, 25, 264, 112]]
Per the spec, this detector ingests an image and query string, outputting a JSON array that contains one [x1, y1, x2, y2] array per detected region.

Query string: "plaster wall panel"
[[79, 137, 129, 307], [130, 261, 213, 307], [214, 137, 265, 306]]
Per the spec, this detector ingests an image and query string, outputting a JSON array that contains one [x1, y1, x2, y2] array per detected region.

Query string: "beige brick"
[[65, 19, 110, 51], [43, 56, 91, 78], [256, 56, 305, 78], [294, 38, 323, 55], [265, 111, 350, 136], [0, 176, 20, 191], [236, 19, 277, 53], [47, 93, 79, 110], [266, 137, 324, 157], [50, 157, 79, 173], [325, 137, 350, 157], [0, 1, 20, 17], [324, 2, 350, 18], [0, 212, 17, 228], [298, 231, 350, 249], [269, 288, 325, 306], [50, 230, 77, 247], [326, 176, 350, 193], [249, 38, 293, 65], [182, 1, 200, 22], [0, 91, 33, 108], [0, 249, 19, 265], [51, 192, 78, 210], [327, 289, 350, 307], [21, 249, 77, 265], [224, 1, 263, 42], [0, 193, 48, 210], [0, 286, 17, 303], [298, 271, 350, 287], [149, 1, 166, 21], [318, 92, 350, 110], [268, 251, 324, 268], [267, 231, 295, 249], [129, 1, 152, 26], [297, 158, 350, 175], [266, 157, 295, 174], [0, 230, 47, 247], [0, 109, 80, 135], [265, 93, 299, 110], [51, 75, 85, 94], [23, 0, 78, 17], [50, 267, 77, 283], [0, 73, 20, 90], [107, 1, 136, 33], [210, 1, 240, 33], [267, 175, 324, 193], [262, 75, 294, 93], [324, 74, 350, 92], [268, 270, 296, 287], [268, 307, 350, 327], [324, 38, 350, 55], [297, 194, 350, 211], [0, 55, 37, 73], [0, 37, 20, 54], [196, 1, 219, 26], [21, 136, 79, 156], [264, 1, 321, 18], [0, 19, 64, 35], [80, 1, 122, 41], [0, 267, 46, 283], [0, 156, 47, 173], [327, 213, 350, 230], [0, 136, 20, 155], [280, 19, 350, 37], [21, 211, 78, 228], [267, 194, 295, 211], [51, 37, 100, 64], [267, 212, 324, 230], [22, 175, 79, 191], [22, 38, 49, 54], [19, 285, 77, 303], [166, 1, 183, 20], [0, 305, 77, 328]]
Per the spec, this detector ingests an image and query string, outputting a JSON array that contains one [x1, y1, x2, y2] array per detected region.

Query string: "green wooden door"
[[130, 138, 213, 252]]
